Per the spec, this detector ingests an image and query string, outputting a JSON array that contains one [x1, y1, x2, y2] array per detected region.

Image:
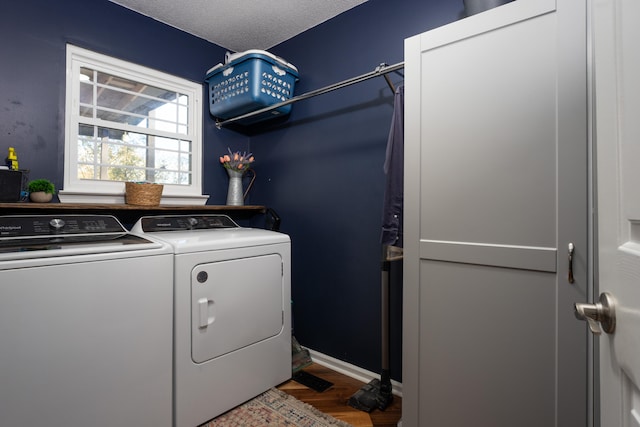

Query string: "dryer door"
[[191, 254, 284, 363]]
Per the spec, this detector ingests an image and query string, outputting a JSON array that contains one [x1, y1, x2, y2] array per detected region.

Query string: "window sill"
[[58, 190, 210, 206]]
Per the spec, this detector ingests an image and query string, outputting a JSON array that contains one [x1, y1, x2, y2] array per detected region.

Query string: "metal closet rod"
[[215, 61, 405, 128]]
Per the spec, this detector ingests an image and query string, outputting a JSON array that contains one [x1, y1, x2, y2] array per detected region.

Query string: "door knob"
[[574, 292, 616, 335]]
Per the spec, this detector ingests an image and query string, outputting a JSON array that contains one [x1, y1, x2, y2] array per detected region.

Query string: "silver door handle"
[[568, 243, 575, 283], [574, 292, 616, 335]]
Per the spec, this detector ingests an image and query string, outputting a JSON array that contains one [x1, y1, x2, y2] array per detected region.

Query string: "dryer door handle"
[[198, 298, 212, 328]]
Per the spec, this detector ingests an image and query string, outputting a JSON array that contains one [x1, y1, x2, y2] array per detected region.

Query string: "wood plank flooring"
[[277, 363, 402, 427]]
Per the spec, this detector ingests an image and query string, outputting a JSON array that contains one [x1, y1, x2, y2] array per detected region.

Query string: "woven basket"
[[125, 182, 163, 206]]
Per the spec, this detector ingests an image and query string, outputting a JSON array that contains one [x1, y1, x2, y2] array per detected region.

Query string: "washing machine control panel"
[[0, 215, 158, 253], [0, 215, 126, 238], [138, 215, 239, 232]]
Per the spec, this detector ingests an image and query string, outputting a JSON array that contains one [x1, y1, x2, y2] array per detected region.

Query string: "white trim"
[[307, 348, 403, 397], [56, 190, 209, 205]]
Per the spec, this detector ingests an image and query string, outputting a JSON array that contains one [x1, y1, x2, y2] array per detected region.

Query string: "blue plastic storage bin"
[[205, 50, 299, 124]]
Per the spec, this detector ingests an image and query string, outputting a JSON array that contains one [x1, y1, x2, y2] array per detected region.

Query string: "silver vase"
[[226, 169, 245, 206]]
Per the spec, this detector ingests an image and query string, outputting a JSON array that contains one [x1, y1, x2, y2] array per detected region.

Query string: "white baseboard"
[[306, 348, 403, 397]]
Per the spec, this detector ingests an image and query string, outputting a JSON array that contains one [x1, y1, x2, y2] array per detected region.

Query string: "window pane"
[[77, 124, 100, 179], [152, 170, 191, 185], [80, 84, 93, 106], [78, 67, 190, 134], [76, 125, 192, 185], [107, 166, 145, 182]]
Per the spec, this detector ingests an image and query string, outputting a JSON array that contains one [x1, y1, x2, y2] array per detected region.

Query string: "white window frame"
[[61, 44, 208, 205]]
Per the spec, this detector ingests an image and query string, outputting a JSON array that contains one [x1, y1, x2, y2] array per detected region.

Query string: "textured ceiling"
[[109, 0, 368, 52]]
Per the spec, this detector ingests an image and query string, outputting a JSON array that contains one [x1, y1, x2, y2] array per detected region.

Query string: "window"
[[61, 45, 207, 204]]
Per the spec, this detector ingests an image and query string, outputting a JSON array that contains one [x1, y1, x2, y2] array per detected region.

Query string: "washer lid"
[[0, 215, 167, 259]]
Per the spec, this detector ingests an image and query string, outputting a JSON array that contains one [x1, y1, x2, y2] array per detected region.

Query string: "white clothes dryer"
[[132, 214, 291, 427], [0, 215, 173, 427]]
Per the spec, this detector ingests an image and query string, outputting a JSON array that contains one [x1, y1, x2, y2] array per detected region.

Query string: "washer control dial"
[[49, 218, 66, 230]]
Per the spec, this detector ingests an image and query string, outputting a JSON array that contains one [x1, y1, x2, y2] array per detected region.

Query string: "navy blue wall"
[[0, 0, 247, 205], [1, 0, 463, 383], [248, 1, 463, 380]]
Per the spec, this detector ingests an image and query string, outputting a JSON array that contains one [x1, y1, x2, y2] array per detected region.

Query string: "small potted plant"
[[28, 179, 56, 203]]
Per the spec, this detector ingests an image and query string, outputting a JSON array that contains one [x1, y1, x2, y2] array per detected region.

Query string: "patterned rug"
[[200, 388, 352, 427]]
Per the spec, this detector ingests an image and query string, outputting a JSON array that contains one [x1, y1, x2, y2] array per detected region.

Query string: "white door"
[[587, 0, 640, 425], [403, 1, 590, 425]]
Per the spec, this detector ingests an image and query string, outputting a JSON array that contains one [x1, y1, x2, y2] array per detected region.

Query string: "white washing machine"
[[0, 214, 174, 427], [132, 214, 291, 427]]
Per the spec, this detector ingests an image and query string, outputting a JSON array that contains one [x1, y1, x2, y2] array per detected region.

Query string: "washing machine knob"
[[187, 217, 198, 228], [49, 218, 66, 230]]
